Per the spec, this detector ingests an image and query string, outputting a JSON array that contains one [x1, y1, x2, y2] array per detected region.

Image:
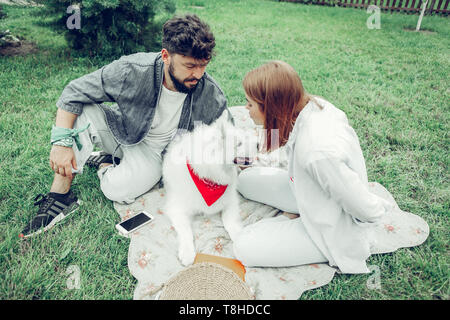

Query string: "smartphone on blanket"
[[115, 211, 154, 236]]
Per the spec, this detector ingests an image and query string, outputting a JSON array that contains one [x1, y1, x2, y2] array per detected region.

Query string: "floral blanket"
[[113, 107, 429, 300]]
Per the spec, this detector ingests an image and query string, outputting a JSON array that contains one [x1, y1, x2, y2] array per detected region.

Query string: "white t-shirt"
[[146, 85, 187, 144]]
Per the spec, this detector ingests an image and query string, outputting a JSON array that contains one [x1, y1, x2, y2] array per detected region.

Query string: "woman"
[[233, 61, 393, 274]]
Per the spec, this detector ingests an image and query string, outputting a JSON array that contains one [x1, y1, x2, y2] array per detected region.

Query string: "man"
[[20, 14, 230, 238]]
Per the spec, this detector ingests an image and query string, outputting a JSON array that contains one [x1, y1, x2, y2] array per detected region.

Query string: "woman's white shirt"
[[285, 97, 391, 273]]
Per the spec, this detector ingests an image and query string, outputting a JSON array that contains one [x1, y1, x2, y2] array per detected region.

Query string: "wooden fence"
[[279, 0, 450, 15]]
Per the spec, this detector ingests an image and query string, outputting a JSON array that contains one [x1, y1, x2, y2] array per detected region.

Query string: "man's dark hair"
[[162, 14, 215, 60]]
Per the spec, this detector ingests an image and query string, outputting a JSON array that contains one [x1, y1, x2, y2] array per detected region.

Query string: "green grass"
[[1, 0, 449, 300]]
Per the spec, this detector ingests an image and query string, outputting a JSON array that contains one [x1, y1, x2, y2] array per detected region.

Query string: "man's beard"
[[168, 62, 200, 94]]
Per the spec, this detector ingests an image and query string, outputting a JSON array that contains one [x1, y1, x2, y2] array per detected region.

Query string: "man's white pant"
[[233, 167, 328, 267], [72, 104, 164, 204]]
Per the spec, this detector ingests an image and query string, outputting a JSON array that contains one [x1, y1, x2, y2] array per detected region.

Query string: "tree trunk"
[[416, 0, 429, 31]]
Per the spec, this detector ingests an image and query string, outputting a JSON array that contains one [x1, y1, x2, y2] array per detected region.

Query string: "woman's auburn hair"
[[243, 60, 311, 152]]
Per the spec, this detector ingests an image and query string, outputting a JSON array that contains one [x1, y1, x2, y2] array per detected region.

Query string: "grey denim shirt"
[[56, 52, 230, 146]]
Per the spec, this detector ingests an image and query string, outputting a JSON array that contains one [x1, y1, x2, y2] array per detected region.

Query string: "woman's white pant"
[[234, 167, 328, 267], [72, 104, 164, 204]]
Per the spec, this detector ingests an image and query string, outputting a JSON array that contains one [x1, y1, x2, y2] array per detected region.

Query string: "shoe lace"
[[33, 194, 54, 215]]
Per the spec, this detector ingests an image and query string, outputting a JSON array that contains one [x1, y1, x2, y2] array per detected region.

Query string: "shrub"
[[0, 5, 7, 20], [35, 0, 176, 58]]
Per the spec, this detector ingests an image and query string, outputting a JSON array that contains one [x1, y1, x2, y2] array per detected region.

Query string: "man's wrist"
[[50, 124, 90, 150], [52, 137, 74, 148]]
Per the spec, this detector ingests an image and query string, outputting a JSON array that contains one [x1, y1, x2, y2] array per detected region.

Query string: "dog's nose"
[[233, 157, 253, 166], [256, 142, 260, 150]]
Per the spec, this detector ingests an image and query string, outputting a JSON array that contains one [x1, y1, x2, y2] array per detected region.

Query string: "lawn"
[[0, 0, 448, 300]]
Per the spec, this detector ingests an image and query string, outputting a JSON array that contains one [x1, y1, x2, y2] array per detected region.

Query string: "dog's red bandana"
[[186, 160, 228, 206]]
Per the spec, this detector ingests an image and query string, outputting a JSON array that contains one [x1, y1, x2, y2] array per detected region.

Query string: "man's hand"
[[49, 145, 77, 179], [50, 108, 79, 179]]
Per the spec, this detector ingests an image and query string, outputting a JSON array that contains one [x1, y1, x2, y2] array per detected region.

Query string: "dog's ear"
[[215, 109, 229, 125], [220, 115, 228, 137], [213, 109, 229, 136]]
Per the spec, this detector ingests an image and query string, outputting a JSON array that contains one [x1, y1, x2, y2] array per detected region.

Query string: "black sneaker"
[[19, 191, 81, 239], [85, 151, 120, 169]]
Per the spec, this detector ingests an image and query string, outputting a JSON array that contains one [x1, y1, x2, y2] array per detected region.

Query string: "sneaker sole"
[[86, 151, 112, 169], [22, 199, 82, 239]]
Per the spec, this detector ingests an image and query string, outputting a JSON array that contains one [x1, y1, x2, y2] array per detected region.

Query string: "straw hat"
[[159, 262, 254, 300]]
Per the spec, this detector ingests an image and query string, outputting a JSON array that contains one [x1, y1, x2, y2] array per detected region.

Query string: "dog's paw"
[[226, 223, 244, 241], [178, 246, 196, 266]]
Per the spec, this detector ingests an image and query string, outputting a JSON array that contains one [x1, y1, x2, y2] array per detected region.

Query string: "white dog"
[[162, 111, 259, 266]]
